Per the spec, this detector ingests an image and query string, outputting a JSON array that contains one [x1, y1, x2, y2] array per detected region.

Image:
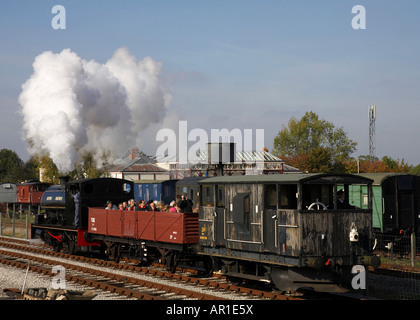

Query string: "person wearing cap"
[[105, 200, 118, 210], [336, 189, 355, 209], [178, 193, 193, 213], [146, 200, 157, 211]]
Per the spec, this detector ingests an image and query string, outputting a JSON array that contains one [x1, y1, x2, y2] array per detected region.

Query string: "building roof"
[[199, 173, 373, 184], [357, 173, 420, 185], [186, 150, 284, 163], [109, 154, 168, 173]]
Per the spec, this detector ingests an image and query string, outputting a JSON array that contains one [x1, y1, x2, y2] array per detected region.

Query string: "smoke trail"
[[18, 47, 171, 172]]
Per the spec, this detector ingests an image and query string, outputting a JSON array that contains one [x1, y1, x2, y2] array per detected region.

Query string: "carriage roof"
[[199, 173, 373, 185]]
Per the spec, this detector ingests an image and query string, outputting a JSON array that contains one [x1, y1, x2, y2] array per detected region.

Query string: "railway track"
[[0, 236, 300, 300], [0, 236, 380, 301]]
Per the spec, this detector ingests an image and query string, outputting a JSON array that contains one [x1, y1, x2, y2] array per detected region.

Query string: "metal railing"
[[0, 210, 32, 239], [373, 232, 419, 268]]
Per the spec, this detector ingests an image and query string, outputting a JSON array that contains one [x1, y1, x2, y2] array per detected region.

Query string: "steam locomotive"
[[32, 177, 133, 253], [30, 174, 380, 292]]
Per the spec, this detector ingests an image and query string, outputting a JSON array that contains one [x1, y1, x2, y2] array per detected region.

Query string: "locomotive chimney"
[[59, 175, 70, 185], [130, 147, 139, 160]]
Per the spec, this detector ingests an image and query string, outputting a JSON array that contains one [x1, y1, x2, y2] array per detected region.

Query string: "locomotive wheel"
[[52, 240, 62, 253], [106, 242, 121, 263], [64, 235, 76, 255], [198, 256, 214, 277]]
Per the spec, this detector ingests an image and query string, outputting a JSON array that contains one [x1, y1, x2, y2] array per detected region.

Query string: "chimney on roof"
[[130, 147, 139, 160]]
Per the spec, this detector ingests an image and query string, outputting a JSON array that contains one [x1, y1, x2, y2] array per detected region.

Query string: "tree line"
[[0, 149, 110, 184], [272, 111, 420, 175]]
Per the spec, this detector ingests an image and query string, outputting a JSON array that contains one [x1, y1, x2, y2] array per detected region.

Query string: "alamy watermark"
[[51, 5, 66, 30], [50, 4, 367, 31], [351, 265, 366, 290], [155, 121, 265, 165], [352, 5, 366, 30], [51, 265, 66, 289]]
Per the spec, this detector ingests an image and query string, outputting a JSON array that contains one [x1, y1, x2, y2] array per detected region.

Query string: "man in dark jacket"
[[336, 189, 355, 209], [177, 194, 193, 213]]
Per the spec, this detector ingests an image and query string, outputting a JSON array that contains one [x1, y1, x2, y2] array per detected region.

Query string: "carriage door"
[[263, 184, 278, 252], [214, 185, 226, 246], [397, 175, 415, 232]]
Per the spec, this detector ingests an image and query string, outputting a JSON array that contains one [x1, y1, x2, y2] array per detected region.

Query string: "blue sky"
[[1, 0, 420, 165]]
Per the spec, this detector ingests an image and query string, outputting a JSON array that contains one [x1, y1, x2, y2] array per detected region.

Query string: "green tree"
[[411, 163, 420, 175], [273, 112, 357, 172], [381, 156, 412, 173], [70, 151, 109, 179], [307, 147, 332, 173], [20, 156, 39, 181], [36, 154, 60, 184], [0, 149, 24, 182], [343, 155, 413, 174]]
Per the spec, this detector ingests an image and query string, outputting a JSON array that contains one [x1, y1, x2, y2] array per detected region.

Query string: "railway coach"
[[348, 173, 420, 235], [198, 173, 381, 292], [17, 181, 51, 206], [86, 209, 200, 272], [133, 179, 178, 204]]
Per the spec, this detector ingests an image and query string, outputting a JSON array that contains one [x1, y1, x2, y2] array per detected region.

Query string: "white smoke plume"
[[18, 47, 172, 172]]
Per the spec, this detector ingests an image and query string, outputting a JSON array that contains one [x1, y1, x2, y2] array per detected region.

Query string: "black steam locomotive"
[[32, 177, 133, 253]]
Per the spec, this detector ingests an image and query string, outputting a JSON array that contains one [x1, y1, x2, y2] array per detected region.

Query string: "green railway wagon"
[[340, 183, 383, 232], [346, 173, 420, 235]]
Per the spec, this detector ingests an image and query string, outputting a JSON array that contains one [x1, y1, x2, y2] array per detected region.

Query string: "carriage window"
[[216, 185, 225, 207], [363, 194, 368, 206], [201, 185, 214, 206], [302, 184, 333, 209], [265, 184, 277, 209], [123, 183, 131, 193], [279, 185, 298, 209]]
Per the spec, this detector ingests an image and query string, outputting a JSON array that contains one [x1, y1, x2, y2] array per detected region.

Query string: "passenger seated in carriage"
[[105, 200, 118, 210]]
